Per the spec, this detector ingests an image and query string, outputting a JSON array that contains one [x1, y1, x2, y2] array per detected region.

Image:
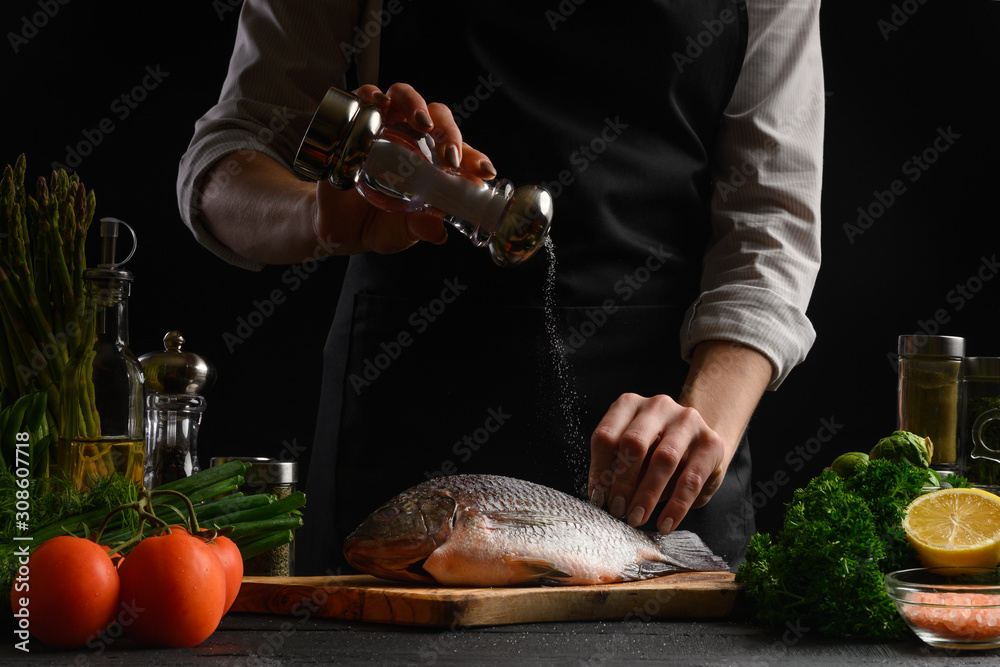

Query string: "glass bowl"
[[885, 567, 1000, 650]]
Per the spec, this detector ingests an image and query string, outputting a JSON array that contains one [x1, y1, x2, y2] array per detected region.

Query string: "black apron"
[[299, 0, 752, 575]]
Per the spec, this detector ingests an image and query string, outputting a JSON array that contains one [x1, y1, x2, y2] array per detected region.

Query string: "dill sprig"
[[0, 469, 139, 542]]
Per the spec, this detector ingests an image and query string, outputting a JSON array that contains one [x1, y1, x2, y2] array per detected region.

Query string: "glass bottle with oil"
[[55, 218, 144, 492]]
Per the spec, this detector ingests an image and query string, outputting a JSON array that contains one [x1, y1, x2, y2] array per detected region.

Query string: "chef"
[[177, 0, 823, 574]]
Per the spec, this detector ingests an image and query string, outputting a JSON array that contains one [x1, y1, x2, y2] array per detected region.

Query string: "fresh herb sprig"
[[0, 467, 139, 541], [735, 459, 952, 639]]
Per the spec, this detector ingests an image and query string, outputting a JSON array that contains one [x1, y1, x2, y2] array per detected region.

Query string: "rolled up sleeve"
[[176, 0, 367, 270], [681, 0, 824, 390]]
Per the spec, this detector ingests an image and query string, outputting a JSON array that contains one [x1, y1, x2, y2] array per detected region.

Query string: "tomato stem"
[[94, 490, 187, 554], [147, 488, 210, 536]]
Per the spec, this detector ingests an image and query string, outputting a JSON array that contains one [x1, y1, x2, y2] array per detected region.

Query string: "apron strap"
[[356, 0, 382, 85]]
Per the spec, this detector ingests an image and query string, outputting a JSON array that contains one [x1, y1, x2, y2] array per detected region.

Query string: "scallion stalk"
[[237, 530, 294, 561]]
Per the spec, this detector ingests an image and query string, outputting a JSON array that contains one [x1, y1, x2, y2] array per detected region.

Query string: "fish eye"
[[378, 507, 399, 520]]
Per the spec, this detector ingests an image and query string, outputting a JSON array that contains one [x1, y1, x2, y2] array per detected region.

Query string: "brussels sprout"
[[869, 431, 932, 468], [830, 451, 870, 478]]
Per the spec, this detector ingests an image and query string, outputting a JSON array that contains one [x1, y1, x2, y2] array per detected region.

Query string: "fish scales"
[[344, 474, 728, 586]]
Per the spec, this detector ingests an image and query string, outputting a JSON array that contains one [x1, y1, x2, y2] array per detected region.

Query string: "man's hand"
[[199, 82, 496, 264], [315, 83, 498, 255], [587, 340, 773, 533], [354, 82, 495, 178]]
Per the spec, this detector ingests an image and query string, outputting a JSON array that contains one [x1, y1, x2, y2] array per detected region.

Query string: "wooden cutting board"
[[230, 572, 742, 627]]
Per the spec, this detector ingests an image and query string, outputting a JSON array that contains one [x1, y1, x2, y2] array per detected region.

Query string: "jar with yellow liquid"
[[55, 218, 145, 491]]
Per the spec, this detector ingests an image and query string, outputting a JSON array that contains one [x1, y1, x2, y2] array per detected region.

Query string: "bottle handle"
[[971, 408, 1000, 464], [98, 217, 138, 268]]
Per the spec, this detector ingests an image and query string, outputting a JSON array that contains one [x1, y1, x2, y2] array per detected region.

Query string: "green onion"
[[153, 460, 249, 495], [222, 516, 304, 541], [219, 491, 306, 524], [237, 531, 294, 561], [191, 493, 271, 522], [21, 459, 304, 564]]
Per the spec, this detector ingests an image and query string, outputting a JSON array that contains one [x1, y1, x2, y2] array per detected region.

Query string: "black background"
[[1, 1, 996, 538]]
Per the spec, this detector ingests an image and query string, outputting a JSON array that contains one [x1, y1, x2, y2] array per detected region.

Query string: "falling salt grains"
[[542, 236, 587, 493]]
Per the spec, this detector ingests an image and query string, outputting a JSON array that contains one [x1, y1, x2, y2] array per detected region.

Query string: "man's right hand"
[[199, 82, 496, 264]]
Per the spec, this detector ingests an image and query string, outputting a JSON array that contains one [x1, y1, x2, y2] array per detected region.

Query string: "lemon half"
[[902, 488, 1000, 569]]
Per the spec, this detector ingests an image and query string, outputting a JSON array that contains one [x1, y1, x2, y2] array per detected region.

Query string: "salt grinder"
[[139, 331, 216, 488], [294, 86, 554, 267]]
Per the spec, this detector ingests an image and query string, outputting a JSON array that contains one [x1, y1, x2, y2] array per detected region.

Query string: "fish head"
[[343, 488, 457, 582]]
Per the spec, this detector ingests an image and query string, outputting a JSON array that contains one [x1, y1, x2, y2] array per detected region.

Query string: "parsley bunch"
[[735, 459, 949, 639]]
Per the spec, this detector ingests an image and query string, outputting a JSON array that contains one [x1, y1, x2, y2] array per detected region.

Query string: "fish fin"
[[648, 530, 729, 572], [620, 560, 680, 581], [503, 555, 573, 584]]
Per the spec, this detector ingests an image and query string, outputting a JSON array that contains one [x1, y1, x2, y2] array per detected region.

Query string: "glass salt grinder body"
[[961, 357, 1000, 494], [294, 86, 554, 268], [56, 218, 144, 491], [897, 334, 965, 475], [139, 331, 216, 488]]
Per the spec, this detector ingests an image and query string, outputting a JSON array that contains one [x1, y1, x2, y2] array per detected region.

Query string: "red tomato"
[[99, 544, 123, 569], [167, 527, 243, 614], [9, 535, 120, 649], [204, 535, 243, 614], [88, 529, 123, 569], [117, 530, 227, 647]]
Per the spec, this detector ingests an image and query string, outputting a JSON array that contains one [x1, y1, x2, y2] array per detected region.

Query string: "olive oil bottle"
[[54, 218, 144, 492]]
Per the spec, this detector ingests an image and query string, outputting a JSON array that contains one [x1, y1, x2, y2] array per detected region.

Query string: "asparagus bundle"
[[0, 154, 98, 473]]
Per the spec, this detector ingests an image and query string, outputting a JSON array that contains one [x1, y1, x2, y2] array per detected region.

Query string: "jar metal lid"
[[964, 357, 1000, 378], [898, 335, 965, 358], [210, 456, 298, 485]]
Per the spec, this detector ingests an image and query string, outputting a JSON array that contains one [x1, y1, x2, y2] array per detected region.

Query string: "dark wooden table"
[[5, 612, 1000, 665]]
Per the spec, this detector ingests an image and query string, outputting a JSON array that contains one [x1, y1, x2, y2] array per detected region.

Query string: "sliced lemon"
[[902, 488, 1000, 569]]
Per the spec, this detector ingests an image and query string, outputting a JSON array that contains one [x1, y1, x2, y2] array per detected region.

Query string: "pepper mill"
[[294, 85, 554, 267], [139, 331, 216, 488]]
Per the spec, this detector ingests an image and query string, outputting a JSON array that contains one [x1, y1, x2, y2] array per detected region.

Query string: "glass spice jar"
[[211, 456, 298, 576], [897, 335, 965, 473], [961, 357, 1000, 493]]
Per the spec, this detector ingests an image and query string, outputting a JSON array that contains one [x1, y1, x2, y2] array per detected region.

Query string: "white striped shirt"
[[177, 0, 824, 389]]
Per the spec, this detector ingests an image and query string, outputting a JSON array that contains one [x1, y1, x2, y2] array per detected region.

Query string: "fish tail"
[[650, 530, 729, 572]]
